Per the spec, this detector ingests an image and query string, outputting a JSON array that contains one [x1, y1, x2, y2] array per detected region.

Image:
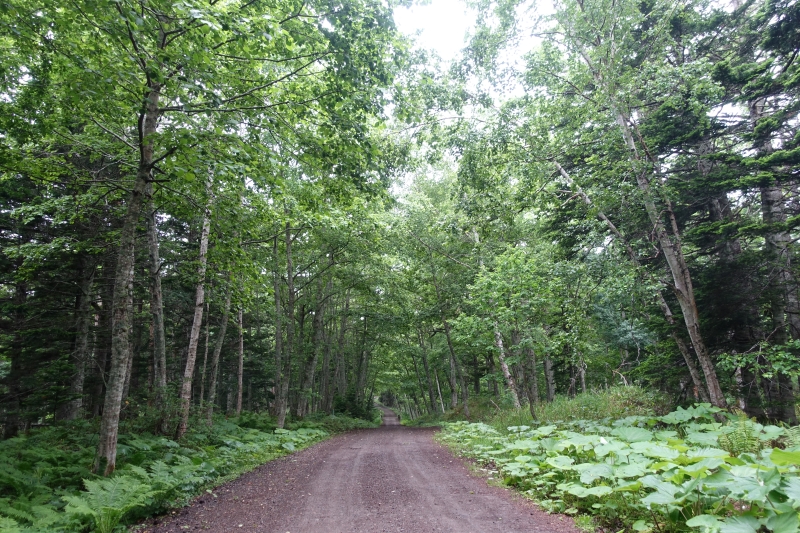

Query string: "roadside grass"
[[487, 387, 669, 432], [0, 411, 372, 533], [403, 386, 668, 430]]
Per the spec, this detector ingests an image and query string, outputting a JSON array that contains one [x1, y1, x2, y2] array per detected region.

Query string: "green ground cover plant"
[[403, 387, 666, 428], [0, 413, 372, 532], [440, 404, 800, 533]]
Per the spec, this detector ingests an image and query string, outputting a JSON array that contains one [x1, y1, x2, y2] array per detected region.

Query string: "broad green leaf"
[[576, 463, 614, 484], [766, 512, 800, 533], [611, 427, 653, 443], [687, 515, 723, 530], [686, 432, 721, 446], [770, 449, 800, 466], [595, 441, 627, 457], [781, 477, 800, 507], [615, 463, 648, 479], [546, 455, 575, 469], [720, 515, 760, 533]]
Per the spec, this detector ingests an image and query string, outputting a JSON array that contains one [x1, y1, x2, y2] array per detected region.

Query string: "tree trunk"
[[558, 39, 726, 408], [555, 161, 712, 404], [544, 356, 555, 402], [417, 329, 437, 414], [236, 306, 244, 416], [199, 301, 210, 407], [752, 98, 797, 423], [319, 308, 334, 413], [58, 257, 96, 421], [333, 290, 350, 404], [622, 116, 726, 408], [276, 224, 295, 428], [206, 286, 232, 425], [297, 276, 329, 417], [3, 279, 27, 438], [176, 198, 212, 440], [493, 323, 521, 408], [442, 319, 468, 417], [356, 318, 369, 407], [94, 82, 161, 475], [486, 352, 499, 396], [90, 271, 112, 418], [145, 191, 168, 428], [524, 346, 539, 419], [272, 236, 284, 419], [445, 329, 459, 409], [434, 370, 446, 413]]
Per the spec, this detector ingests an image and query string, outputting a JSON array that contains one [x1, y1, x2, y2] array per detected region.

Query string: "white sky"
[[392, 0, 476, 63]]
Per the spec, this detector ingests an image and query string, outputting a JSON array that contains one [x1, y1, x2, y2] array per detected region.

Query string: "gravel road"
[[145, 407, 578, 533]]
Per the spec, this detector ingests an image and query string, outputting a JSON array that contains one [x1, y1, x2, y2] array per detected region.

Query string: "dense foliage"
[[2, 0, 800, 529], [440, 404, 800, 533]]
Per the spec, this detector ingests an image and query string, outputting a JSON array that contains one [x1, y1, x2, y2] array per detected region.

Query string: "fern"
[[63, 474, 161, 533], [0, 516, 23, 533], [0, 464, 50, 499], [718, 413, 762, 456], [0, 493, 62, 526], [785, 425, 800, 448]]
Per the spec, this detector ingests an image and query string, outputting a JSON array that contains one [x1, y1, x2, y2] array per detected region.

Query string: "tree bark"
[[417, 328, 437, 414], [276, 224, 295, 428], [543, 356, 555, 402], [206, 285, 231, 425], [272, 236, 284, 419], [94, 81, 161, 475], [524, 346, 539, 419], [176, 197, 212, 439], [493, 323, 521, 408], [319, 305, 334, 413], [434, 370, 446, 413], [3, 279, 27, 438], [236, 306, 244, 416], [145, 190, 168, 430], [333, 290, 350, 404], [442, 319, 468, 417], [58, 257, 96, 421], [199, 301, 210, 407], [356, 318, 370, 407], [297, 275, 330, 417]]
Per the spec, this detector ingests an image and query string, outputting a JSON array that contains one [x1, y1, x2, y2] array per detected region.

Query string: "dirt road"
[[147, 407, 577, 533]]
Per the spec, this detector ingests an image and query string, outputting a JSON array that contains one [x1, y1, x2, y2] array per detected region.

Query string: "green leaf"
[[546, 455, 575, 469], [720, 515, 760, 533], [687, 515, 723, 530], [611, 427, 653, 442], [766, 512, 800, 533], [770, 449, 800, 466]]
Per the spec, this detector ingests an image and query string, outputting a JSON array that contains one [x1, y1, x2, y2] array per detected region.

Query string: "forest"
[[1, 0, 799, 530]]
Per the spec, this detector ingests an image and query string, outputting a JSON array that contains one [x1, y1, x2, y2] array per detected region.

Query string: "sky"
[[392, 0, 476, 63]]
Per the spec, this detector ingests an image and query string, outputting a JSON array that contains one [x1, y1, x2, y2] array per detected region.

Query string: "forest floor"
[[138, 406, 579, 533]]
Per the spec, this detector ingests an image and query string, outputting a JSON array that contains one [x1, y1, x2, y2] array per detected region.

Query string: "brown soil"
[[141, 407, 579, 533]]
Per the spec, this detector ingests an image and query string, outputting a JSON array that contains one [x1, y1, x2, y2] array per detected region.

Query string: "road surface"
[[146, 407, 577, 533]]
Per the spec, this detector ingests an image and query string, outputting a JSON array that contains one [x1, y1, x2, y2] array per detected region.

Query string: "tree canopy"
[[2, 0, 800, 481]]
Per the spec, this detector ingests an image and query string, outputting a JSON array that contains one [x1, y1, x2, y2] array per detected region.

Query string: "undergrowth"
[[0, 411, 373, 532], [439, 403, 800, 533], [404, 386, 667, 429]]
